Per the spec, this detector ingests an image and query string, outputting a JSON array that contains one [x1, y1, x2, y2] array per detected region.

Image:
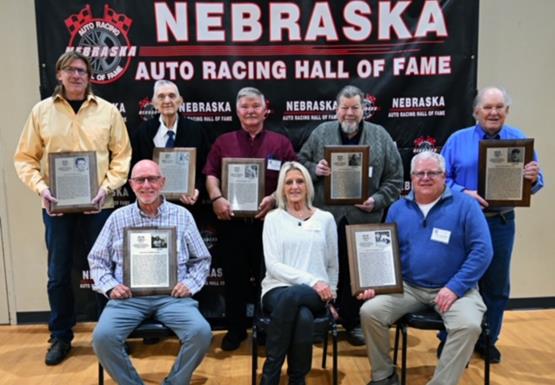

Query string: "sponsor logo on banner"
[[138, 97, 233, 123], [64, 5, 137, 84], [388, 96, 446, 118], [413, 136, 438, 153], [283, 99, 336, 122], [138, 98, 157, 122], [363, 94, 380, 119], [283, 92, 379, 122]]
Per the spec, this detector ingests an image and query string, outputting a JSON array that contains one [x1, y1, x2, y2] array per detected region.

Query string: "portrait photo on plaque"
[[221, 157, 265, 217], [345, 223, 403, 296], [48, 151, 99, 214], [153, 147, 196, 201], [478, 138, 534, 207], [123, 227, 177, 296], [324, 145, 369, 205]]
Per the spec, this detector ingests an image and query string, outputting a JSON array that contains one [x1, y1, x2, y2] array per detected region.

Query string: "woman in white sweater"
[[260, 161, 338, 385]]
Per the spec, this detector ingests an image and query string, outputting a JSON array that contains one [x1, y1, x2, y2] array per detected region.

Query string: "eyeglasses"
[[62, 66, 88, 76], [412, 171, 444, 179], [129, 176, 162, 184]]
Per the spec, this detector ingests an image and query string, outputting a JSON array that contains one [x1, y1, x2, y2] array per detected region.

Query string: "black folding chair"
[[393, 308, 490, 385]]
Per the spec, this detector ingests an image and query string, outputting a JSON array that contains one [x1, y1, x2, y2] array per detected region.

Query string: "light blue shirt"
[[441, 124, 544, 194], [88, 198, 211, 296]]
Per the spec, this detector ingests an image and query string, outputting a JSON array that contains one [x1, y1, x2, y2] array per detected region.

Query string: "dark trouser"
[[480, 211, 515, 345], [218, 219, 263, 336], [42, 209, 112, 342], [260, 285, 326, 385], [335, 217, 361, 330]]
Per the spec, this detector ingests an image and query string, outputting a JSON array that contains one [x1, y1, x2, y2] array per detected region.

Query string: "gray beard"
[[341, 120, 359, 135]]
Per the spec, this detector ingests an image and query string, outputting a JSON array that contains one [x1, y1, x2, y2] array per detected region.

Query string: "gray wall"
[[0, 1, 553, 323]]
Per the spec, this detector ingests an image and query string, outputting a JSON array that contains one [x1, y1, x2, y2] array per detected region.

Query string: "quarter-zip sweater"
[[386, 187, 493, 297]]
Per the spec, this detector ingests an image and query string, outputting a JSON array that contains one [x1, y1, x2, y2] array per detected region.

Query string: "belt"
[[483, 209, 513, 218]]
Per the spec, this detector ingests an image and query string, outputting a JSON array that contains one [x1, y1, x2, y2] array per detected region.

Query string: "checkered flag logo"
[[104, 4, 133, 33], [64, 5, 93, 35]]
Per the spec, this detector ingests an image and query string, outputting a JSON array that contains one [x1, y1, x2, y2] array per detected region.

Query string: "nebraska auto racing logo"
[[64, 5, 137, 84]]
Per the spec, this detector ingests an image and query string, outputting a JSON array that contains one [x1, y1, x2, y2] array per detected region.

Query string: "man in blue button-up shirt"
[[440, 86, 544, 363]]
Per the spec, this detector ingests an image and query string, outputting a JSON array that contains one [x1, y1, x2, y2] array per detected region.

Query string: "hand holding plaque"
[[123, 227, 177, 296]]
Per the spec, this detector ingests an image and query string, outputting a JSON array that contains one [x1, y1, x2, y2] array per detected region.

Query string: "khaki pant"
[[360, 283, 485, 385]]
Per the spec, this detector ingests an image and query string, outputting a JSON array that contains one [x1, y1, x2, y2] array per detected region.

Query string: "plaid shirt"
[[88, 199, 211, 296]]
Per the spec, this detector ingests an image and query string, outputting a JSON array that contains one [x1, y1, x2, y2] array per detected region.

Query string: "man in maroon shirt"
[[204, 87, 296, 351]]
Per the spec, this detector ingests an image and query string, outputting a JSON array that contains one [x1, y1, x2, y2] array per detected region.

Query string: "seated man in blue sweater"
[[358, 151, 493, 385]]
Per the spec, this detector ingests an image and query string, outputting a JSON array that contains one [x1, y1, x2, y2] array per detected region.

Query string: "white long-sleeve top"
[[261, 208, 339, 298]]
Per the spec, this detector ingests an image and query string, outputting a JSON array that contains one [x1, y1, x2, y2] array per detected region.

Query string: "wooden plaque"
[[123, 227, 177, 296], [324, 145, 370, 204], [345, 223, 403, 296], [48, 151, 99, 213], [221, 157, 265, 217], [153, 147, 196, 201], [478, 139, 534, 207]]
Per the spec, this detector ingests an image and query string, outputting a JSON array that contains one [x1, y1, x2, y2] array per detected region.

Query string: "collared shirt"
[[441, 124, 544, 194], [153, 115, 178, 147], [88, 198, 211, 296], [203, 129, 296, 195], [14, 94, 131, 206]]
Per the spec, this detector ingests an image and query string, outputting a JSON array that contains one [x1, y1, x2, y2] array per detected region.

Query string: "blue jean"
[[42, 209, 112, 342], [480, 211, 515, 344], [92, 296, 212, 385], [260, 285, 326, 385]]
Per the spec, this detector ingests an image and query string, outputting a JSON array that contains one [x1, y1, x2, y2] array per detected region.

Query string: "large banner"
[[35, 0, 478, 323]]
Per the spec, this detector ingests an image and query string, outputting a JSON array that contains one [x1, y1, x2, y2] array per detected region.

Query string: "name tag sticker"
[[431, 228, 451, 244], [267, 158, 282, 171]]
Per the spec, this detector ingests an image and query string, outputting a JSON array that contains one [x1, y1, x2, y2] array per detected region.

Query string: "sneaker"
[[45, 339, 71, 365], [221, 330, 247, 351], [345, 326, 365, 346], [368, 371, 399, 385], [475, 343, 501, 364]]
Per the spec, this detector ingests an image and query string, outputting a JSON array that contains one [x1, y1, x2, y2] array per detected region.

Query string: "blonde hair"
[[275, 161, 314, 210]]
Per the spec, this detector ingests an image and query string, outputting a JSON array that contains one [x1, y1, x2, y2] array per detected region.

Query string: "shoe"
[[45, 339, 71, 365], [437, 340, 444, 358], [368, 371, 399, 385], [345, 326, 365, 346], [221, 330, 247, 351], [475, 343, 501, 364]]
